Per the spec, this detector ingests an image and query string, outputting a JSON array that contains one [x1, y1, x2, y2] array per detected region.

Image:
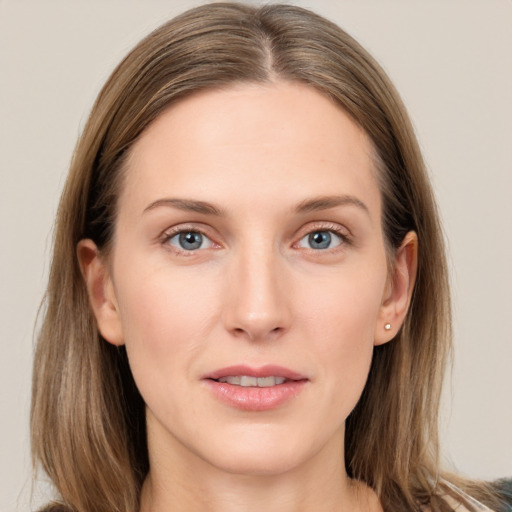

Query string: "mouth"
[[214, 375, 287, 387], [204, 364, 307, 385], [203, 365, 308, 411]]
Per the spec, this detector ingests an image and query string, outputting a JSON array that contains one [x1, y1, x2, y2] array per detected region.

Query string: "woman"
[[31, 3, 511, 512]]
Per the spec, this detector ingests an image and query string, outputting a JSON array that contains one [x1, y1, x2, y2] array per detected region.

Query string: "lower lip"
[[204, 379, 307, 411]]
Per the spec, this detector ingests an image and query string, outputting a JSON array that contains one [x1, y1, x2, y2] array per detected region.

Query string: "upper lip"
[[204, 365, 307, 381]]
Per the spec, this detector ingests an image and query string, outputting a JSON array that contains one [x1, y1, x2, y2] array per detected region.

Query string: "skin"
[[79, 81, 417, 512]]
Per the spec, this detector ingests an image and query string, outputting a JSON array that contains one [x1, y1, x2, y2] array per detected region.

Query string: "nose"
[[222, 244, 291, 342]]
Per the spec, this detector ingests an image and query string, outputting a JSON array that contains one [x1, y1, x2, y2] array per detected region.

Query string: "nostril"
[[229, 324, 285, 341]]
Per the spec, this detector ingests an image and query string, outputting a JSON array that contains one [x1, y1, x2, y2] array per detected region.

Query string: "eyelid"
[[292, 222, 353, 250], [159, 224, 221, 254], [295, 221, 351, 240], [158, 221, 352, 255]]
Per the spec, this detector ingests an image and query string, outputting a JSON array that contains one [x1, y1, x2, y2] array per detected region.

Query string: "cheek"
[[300, 266, 385, 347], [116, 251, 219, 336], [297, 266, 386, 406], [112, 259, 221, 406]]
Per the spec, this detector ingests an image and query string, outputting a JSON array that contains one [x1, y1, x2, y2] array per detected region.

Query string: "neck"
[[141, 474, 380, 512], [139, 423, 381, 512]]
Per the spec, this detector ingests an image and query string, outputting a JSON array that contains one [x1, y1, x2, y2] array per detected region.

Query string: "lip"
[[202, 365, 309, 411], [204, 364, 307, 381]]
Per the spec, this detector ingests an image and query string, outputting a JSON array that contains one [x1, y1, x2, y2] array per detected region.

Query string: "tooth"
[[257, 376, 275, 387], [240, 375, 258, 387], [216, 375, 287, 387], [258, 377, 286, 386], [218, 376, 240, 385]]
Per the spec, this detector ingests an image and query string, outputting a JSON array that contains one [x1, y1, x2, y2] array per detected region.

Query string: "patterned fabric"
[[443, 480, 496, 511], [494, 478, 512, 512], [36, 479, 512, 511], [443, 479, 512, 512]]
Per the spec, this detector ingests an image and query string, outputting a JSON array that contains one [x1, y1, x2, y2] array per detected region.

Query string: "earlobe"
[[77, 239, 124, 346], [374, 231, 418, 346]]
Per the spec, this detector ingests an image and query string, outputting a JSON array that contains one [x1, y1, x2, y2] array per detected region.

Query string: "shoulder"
[[493, 478, 512, 512], [435, 478, 512, 512]]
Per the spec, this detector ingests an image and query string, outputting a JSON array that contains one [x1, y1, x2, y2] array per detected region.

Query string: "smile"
[[203, 365, 308, 411], [216, 376, 287, 387]]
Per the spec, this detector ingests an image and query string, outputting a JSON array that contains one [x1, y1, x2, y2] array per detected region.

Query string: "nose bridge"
[[223, 236, 290, 341]]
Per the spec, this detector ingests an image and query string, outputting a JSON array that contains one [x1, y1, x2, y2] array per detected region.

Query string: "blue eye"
[[298, 230, 343, 250], [167, 231, 213, 251]]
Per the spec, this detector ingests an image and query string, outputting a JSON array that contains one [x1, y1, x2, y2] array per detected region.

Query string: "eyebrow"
[[143, 198, 224, 216], [143, 194, 369, 217], [295, 195, 369, 215]]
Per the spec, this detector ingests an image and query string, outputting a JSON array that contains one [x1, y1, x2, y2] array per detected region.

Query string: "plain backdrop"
[[1, 0, 511, 510]]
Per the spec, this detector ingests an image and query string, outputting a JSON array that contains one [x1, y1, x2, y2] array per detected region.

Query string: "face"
[[82, 81, 414, 478]]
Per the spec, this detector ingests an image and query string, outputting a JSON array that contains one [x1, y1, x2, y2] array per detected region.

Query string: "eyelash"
[[160, 225, 217, 256], [160, 222, 352, 255], [295, 222, 352, 252]]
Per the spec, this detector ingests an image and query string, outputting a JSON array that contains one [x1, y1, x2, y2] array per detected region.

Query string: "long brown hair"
[[31, 3, 501, 511]]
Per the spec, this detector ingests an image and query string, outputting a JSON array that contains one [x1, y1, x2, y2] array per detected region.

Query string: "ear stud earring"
[[384, 323, 392, 331]]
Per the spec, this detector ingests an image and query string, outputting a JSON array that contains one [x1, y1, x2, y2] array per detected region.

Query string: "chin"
[[191, 424, 333, 477], [207, 446, 306, 477]]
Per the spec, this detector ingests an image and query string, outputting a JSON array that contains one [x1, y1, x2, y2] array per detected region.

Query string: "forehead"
[[122, 81, 380, 217]]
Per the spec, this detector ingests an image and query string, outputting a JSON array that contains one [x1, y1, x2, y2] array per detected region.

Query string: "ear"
[[77, 239, 124, 346], [374, 231, 418, 346]]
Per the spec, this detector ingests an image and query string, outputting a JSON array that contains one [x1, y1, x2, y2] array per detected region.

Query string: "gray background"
[[1, 0, 511, 510]]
